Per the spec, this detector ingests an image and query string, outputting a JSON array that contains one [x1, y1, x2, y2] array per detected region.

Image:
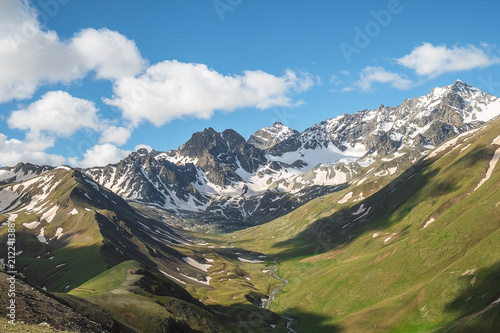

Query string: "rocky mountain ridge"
[[78, 81, 500, 230], [1, 81, 498, 231]]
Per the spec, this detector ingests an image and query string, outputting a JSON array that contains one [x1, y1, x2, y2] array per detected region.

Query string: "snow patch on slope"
[[182, 257, 212, 272], [160, 270, 186, 284], [238, 257, 265, 264], [23, 221, 40, 229], [41, 205, 59, 223], [37, 227, 48, 243], [474, 136, 500, 191], [338, 192, 353, 204]]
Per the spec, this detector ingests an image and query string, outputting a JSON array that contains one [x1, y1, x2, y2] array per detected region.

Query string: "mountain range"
[[79, 80, 499, 231], [0, 80, 499, 332]]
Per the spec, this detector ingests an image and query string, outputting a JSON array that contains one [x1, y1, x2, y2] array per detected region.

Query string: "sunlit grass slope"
[[228, 118, 500, 332]]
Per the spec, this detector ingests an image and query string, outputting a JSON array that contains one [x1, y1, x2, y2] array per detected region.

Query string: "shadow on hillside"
[[272, 143, 494, 260], [453, 145, 495, 169], [234, 144, 493, 260], [279, 308, 342, 333], [209, 303, 343, 333], [95, 212, 161, 267], [271, 156, 440, 260], [442, 261, 500, 332], [209, 303, 282, 332]]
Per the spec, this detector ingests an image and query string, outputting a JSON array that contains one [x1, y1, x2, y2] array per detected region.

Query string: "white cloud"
[[135, 144, 153, 152], [396, 43, 500, 78], [0, 0, 145, 103], [71, 28, 146, 80], [0, 0, 81, 102], [99, 126, 132, 146], [340, 87, 354, 92], [4, 91, 136, 167], [330, 70, 352, 88], [1, 90, 106, 167], [69, 144, 131, 168], [8, 91, 100, 138], [104, 60, 315, 126], [0, 133, 65, 167], [352, 66, 413, 91], [0, 0, 319, 168]]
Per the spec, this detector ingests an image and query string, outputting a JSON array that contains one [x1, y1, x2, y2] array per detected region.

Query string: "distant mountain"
[[247, 121, 301, 151], [80, 81, 500, 231], [0, 162, 52, 186], [262, 80, 498, 160], [2, 81, 498, 232]]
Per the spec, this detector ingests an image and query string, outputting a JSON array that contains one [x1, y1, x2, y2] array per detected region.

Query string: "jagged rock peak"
[[448, 79, 481, 95], [248, 121, 300, 150], [428, 80, 480, 100], [0, 162, 53, 185], [125, 148, 153, 162], [221, 128, 247, 148], [179, 127, 247, 158], [136, 148, 150, 156]]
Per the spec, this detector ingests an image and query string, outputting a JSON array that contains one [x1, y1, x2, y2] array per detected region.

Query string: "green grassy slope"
[[227, 119, 500, 332], [67, 260, 223, 332], [0, 168, 201, 292], [65, 260, 282, 332], [0, 169, 110, 291], [0, 167, 287, 331]]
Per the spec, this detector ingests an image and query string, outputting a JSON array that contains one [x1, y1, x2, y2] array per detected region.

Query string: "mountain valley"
[[1, 80, 500, 332]]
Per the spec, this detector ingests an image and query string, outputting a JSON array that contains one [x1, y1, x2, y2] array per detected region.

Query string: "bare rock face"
[[0, 272, 107, 332], [0, 163, 52, 186], [248, 121, 301, 152]]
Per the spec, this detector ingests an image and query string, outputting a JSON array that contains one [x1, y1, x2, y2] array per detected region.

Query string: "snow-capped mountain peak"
[[77, 81, 500, 229], [247, 121, 300, 151]]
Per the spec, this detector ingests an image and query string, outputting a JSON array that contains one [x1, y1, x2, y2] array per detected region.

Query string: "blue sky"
[[1, 0, 500, 167]]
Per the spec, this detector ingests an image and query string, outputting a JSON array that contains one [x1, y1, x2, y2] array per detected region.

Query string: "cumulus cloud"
[[0, 0, 317, 168], [99, 126, 132, 146], [0, 133, 65, 166], [0, 0, 80, 102], [396, 43, 500, 78], [8, 91, 101, 138], [3, 91, 137, 167], [104, 60, 315, 126], [0, 0, 145, 103], [0, 91, 108, 166], [135, 144, 153, 152], [352, 66, 413, 91], [71, 28, 147, 80], [69, 144, 131, 168]]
